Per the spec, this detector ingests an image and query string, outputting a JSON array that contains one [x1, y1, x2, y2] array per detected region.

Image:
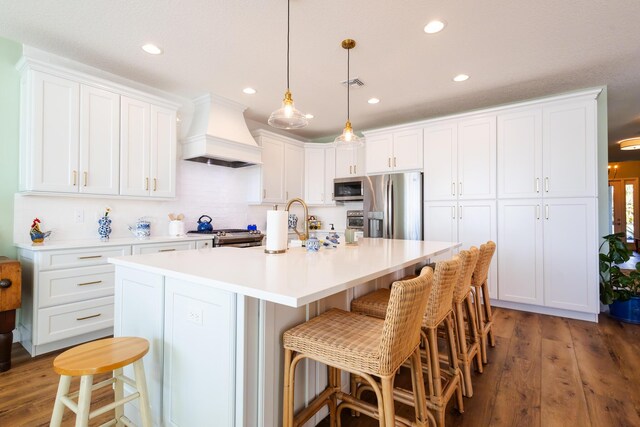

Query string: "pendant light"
[[268, 0, 308, 129], [334, 39, 364, 147]]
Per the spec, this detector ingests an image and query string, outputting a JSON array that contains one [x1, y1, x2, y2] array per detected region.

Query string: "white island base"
[[110, 239, 459, 426]]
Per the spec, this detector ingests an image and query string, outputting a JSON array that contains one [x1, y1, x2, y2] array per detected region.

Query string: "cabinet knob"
[[0, 278, 11, 289]]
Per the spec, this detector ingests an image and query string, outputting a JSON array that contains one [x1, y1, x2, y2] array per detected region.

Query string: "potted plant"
[[599, 232, 640, 324]]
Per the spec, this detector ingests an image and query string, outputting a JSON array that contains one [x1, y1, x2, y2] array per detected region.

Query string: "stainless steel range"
[[187, 229, 264, 248]]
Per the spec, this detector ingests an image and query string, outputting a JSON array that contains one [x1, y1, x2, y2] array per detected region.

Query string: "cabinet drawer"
[[132, 241, 196, 255], [39, 246, 131, 270], [39, 265, 114, 308], [196, 240, 213, 249], [37, 296, 114, 345]]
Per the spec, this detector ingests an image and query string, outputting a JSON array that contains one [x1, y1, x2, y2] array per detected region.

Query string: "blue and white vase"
[[98, 216, 112, 241]]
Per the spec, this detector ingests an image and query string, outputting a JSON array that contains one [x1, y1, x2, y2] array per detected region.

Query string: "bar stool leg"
[[50, 375, 72, 427], [132, 359, 153, 427], [482, 281, 496, 347], [465, 295, 483, 374], [113, 368, 124, 426], [75, 375, 93, 427], [473, 288, 488, 364], [380, 375, 396, 427]]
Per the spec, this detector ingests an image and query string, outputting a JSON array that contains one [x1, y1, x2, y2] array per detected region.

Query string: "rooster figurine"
[[30, 218, 51, 244]]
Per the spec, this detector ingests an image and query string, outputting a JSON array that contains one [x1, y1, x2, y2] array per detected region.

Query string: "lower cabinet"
[[497, 198, 598, 314]]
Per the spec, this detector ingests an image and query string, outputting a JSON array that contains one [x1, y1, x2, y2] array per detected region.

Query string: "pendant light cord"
[[346, 47, 350, 121], [286, 0, 290, 91]]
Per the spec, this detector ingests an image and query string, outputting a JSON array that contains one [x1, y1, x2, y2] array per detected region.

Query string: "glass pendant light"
[[268, 0, 308, 129], [334, 39, 364, 147]]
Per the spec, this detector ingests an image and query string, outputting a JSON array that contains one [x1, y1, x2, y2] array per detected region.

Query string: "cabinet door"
[[284, 143, 304, 201], [424, 201, 457, 262], [324, 146, 336, 204], [458, 200, 498, 297], [120, 96, 150, 196], [543, 198, 597, 313], [365, 134, 393, 174], [393, 129, 423, 172], [423, 123, 457, 201], [335, 145, 356, 178], [150, 105, 177, 198], [543, 100, 596, 198], [163, 279, 237, 426], [260, 137, 285, 203], [497, 200, 544, 304], [79, 86, 120, 195], [305, 147, 326, 205], [497, 108, 542, 198], [457, 116, 496, 200], [31, 71, 80, 192]]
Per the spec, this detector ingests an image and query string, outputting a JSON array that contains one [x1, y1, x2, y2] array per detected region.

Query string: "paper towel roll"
[[265, 210, 288, 253]]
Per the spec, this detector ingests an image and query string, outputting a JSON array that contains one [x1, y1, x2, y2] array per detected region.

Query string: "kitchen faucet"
[[285, 197, 309, 242]]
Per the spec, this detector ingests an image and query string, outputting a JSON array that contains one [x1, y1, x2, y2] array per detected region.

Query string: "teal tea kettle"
[[197, 215, 213, 232]]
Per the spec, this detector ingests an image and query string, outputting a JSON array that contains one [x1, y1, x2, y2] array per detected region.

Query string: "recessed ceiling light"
[[453, 74, 470, 82], [141, 44, 163, 55], [243, 87, 257, 95], [368, 98, 380, 104], [424, 20, 446, 34], [305, 113, 314, 119]]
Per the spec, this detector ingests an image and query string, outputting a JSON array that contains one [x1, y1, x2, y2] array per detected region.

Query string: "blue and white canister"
[[306, 236, 320, 252], [98, 216, 112, 241]]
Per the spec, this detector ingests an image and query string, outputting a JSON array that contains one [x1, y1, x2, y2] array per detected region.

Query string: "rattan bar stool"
[[471, 241, 497, 364], [50, 337, 152, 427], [282, 272, 434, 427], [450, 247, 482, 397], [351, 258, 464, 427]]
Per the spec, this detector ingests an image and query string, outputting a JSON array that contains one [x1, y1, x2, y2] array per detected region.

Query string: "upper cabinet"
[[120, 98, 176, 198], [335, 144, 364, 178], [497, 97, 596, 199], [364, 128, 423, 175], [305, 144, 336, 205], [424, 116, 496, 201], [18, 57, 179, 198], [252, 130, 305, 204]]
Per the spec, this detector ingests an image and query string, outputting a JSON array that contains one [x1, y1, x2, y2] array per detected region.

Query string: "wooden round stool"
[[50, 337, 152, 427]]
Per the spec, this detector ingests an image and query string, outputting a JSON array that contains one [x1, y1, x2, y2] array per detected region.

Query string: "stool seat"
[[54, 337, 149, 376]]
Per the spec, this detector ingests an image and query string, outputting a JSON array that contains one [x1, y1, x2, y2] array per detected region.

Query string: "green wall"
[[0, 38, 22, 258]]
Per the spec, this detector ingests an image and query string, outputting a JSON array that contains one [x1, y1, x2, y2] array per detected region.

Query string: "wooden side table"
[[0, 257, 21, 372]]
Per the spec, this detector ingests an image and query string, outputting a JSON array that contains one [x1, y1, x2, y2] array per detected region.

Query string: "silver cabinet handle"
[[388, 157, 391, 167], [78, 255, 103, 260], [451, 206, 455, 219], [77, 280, 102, 287], [536, 178, 540, 193], [263, 189, 266, 199], [83, 171, 88, 187], [459, 205, 463, 220], [153, 178, 157, 191], [452, 182, 456, 196], [536, 205, 540, 220], [350, 165, 353, 174], [354, 165, 357, 174], [77, 313, 101, 321], [286, 191, 289, 199], [159, 249, 176, 252], [545, 177, 549, 193], [459, 182, 463, 196], [72, 170, 77, 186], [331, 192, 334, 200], [545, 204, 549, 219], [393, 157, 397, 167], [145, 177, 149, 191]]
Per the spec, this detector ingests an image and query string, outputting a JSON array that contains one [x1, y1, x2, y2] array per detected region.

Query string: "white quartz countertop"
[[14, 234, 214, 251], [109, 238, 460, 307]]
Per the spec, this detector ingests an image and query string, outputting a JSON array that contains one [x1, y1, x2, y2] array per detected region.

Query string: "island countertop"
[[109, 238, 459, 307]]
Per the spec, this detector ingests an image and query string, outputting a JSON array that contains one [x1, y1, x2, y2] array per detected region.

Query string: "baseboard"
[[491, 299, 599, 322], [12, 328, 20, 343]]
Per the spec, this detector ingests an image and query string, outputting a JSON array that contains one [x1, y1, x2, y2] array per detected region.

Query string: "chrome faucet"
[[285, 197, 309, 242]]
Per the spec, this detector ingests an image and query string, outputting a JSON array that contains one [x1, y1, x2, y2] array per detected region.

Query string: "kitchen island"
[[109, 238, 459, 427]]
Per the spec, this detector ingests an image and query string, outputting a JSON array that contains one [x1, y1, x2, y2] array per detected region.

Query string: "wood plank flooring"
[[0, 308, 639, 426]]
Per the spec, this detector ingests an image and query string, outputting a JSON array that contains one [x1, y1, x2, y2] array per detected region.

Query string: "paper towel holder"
[[265, 205, 288, 254]]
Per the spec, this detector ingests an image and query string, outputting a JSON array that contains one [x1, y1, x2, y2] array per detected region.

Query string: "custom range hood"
[[182, 94, 261, 167]]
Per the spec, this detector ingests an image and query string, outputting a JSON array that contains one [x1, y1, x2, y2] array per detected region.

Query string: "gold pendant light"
[[268, 0, 308, 129], [334, 39, 364, 147]]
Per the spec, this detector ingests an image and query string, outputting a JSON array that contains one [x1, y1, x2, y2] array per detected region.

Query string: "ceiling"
[[1, 0, 640, 161]]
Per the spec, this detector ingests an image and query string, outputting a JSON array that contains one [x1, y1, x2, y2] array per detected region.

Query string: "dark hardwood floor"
[[1, 308, 639, 426]]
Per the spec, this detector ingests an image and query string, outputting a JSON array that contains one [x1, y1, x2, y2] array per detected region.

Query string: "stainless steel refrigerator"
[[363, 172, 423, 240]]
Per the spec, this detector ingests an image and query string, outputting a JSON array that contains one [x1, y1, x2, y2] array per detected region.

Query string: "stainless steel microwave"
[[333, 177, 365, 201]]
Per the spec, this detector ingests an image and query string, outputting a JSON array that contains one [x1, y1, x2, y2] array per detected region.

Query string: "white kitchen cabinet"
[[305, 144, 336, 205], [497, 199, 544, 305], [364, 128, 423, 174], [543, 99, 597, 198], [120, 97, 176, 198], [253, 130, 305, 204], [132, 240, 197, 255], [335, 144, 364, 178], [424, 200, 498, 296], [80, 85, 120, 195], [497, 108, 543, 199], [424, 116, 496, 201]]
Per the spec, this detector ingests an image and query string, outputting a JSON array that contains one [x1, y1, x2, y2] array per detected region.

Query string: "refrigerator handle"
[[385, 177, 391, 238], [389, 179, 394, 238]]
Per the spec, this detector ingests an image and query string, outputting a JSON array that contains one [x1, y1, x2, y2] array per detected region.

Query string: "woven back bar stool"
[[450, 247, 482, 397], [50, 337, 152, 427], [471, 241, 497, 364], [351, 258, 464, 427], [282, 272, 434, 427]]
